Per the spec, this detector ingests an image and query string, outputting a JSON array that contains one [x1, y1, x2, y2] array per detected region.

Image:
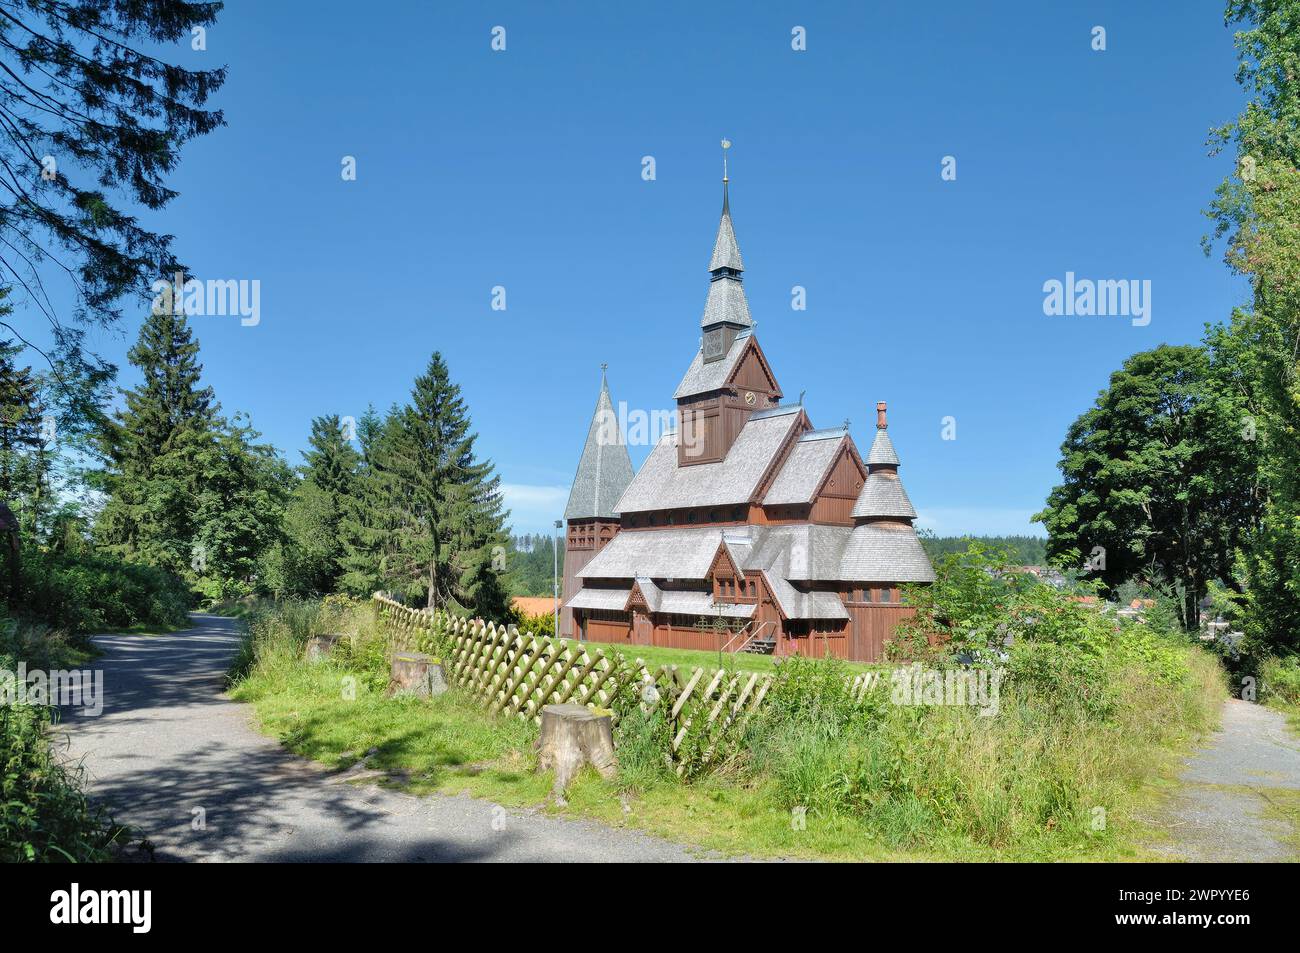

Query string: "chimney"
[[876, 401, 888, 429]]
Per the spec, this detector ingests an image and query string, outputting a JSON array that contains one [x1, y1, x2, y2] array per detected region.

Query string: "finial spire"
[[721, 137, 731, 212]]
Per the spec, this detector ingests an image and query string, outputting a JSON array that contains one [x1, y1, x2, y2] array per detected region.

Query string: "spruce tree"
[[276, 414, 360, 594], [97, 303, 217, 575], [338, 406, 393, 597], [386, 353, 509, 615]]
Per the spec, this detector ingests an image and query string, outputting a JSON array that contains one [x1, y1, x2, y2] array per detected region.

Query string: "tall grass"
[[733, 646, 1224, 854], [234, 588, 1228, 860]]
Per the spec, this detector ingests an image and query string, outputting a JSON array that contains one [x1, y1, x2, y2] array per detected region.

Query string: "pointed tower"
[[700, 152, 753, 360], [838, 402, 936, 585], [560, 367, 635, 636], [676, 142, 782, 467]]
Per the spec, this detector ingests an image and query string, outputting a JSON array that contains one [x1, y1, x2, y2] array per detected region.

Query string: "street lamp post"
[[553, 519, 562, 638]]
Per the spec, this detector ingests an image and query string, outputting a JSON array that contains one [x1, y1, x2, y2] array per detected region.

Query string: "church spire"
[[563, 366, 634, 521], [701, 138, 751, 330]]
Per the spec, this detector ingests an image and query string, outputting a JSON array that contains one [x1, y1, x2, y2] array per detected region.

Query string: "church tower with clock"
[[559, 146, 934, 662]]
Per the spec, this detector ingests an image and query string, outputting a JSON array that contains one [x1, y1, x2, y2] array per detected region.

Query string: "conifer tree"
[[275, 415, 360, 594], [96, 303, 216, 575], [384, 353, 509, 615], [0, 339, 45, 502], [337, 406, 393, 596]]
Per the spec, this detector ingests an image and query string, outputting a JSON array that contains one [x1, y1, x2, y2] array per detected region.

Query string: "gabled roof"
[[837, 522, 936, 582], [674, 330, 780, 401], [613, 406, 804, 513], [628, 577, 661, 612], [741, 524, 853, 582], [763, 432, 847, 505], [674, 331, 750, 399], [759, 563, 850, 621], [564, 373, 635, 520], [851, 470, 917, 520]]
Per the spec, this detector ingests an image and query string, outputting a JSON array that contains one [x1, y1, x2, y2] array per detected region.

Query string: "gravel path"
[[57, 614, 710, 862], [1150, 698, 1300, 862]]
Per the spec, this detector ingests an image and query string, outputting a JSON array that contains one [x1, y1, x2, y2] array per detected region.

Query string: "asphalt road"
[[57, 614, 708, 862], [1150, 698, 1300, 862]]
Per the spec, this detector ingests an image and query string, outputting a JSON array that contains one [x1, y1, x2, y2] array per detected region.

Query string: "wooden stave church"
[[560, 171, 934, 663]]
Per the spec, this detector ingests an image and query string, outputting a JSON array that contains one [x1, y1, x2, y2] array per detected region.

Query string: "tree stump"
[[304, 633, 342, 662], [534, 703, 617, 803], [388, 651, 446, 697]]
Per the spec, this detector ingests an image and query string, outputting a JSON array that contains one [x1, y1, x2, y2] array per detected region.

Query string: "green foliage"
[[332, 355, 511, 620], [13, 548, 189, 634], [1202, 0, 1300, 659], [0, 0, 224, 374], [1259, 656, 1300, 708], [509, 604, 556, 638], [731, 542, 1222, 853], [0, 614, 128, 862], [95, 304, 290, 597], [271, 415, 362, 596], [1035, 344, 1261, 630], [501, 533, 564, 597], [0, 705, 124, 862], [920, 534, 1048, 566]]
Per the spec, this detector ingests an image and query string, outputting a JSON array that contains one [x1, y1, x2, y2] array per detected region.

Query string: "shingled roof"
[[613, 405, 804, 513], [866, 428, 900, 467], [763, 431, 846, 505], [578, 526, 734, 580], [674, 330, 750, 399], [564, 372, 635, 520], [850, 470, 917, 520], [709, 202, 744, 272], [837, 522, 936, 582], [700, 275, 752, 328], [840, 403, 935, 582], [700, 188, 752, 329]]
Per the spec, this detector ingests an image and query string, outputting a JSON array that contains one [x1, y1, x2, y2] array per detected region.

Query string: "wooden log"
[[304, 633, 344, 662], [388, 651, 447, 697], [534, 703, 617, 804]]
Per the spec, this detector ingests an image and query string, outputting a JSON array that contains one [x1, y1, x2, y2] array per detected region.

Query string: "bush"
[[0, 704, 126, 862], [727, 546, 1226, 854], [14, 548, 190, 633], [1259, 656, 1300, 708], [509, 606, 555, 638]]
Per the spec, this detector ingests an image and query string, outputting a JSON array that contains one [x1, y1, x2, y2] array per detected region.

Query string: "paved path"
[[57, 615, 709, 862], [1150, 699, 1300, 862]]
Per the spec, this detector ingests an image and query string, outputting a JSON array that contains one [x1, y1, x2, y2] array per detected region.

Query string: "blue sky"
[[21, 0, 1250, 536]]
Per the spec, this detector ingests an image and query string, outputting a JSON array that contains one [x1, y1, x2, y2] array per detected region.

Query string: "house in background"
[[560, 168, 934, 662]]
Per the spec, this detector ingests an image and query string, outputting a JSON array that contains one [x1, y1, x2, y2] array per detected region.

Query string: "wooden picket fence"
[[371, 594, 886, 776]]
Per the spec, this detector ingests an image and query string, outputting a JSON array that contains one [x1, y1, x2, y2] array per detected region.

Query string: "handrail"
[[720, 620, 752, 655], [726, 619, 777, 654]]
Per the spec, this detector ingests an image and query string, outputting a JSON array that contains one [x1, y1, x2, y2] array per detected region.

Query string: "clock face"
[[744, 391, 756, 405]]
